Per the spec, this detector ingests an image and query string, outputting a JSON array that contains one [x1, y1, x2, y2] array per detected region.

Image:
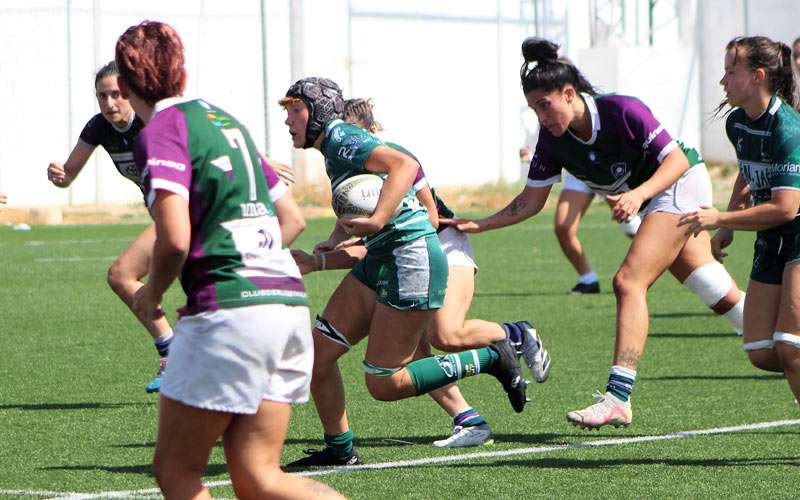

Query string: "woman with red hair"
[[117, 20, 342, 499]]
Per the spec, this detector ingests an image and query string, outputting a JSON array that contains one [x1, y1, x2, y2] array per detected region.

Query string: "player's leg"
[[415, 334, 493, 448], [106, 223, 173, 392], [668, 230, 745, 335], [567, 210, 687, 429], [554, 179, 599, 294], [223, 401, 344, 499], [774, 261, 800, 401], [362, 236, 528, 412], [153, 396, 231, 498], [223, 304, 344, 497], [287, 272, 375, 468], [741, 280, 782, 371], [428, 228, 551, 379]]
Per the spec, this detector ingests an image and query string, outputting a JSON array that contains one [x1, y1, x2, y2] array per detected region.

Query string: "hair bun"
[[521, 37, 559, 64]]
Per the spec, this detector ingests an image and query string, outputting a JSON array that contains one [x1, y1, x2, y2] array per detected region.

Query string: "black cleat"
[[487, 339, 529, 413], [569, 281, 600, 295], [284, 447, 361, 468]]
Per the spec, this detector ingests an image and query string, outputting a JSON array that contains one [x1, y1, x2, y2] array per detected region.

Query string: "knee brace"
[[315, 315, 352, 350], [683, 262, 732, 307], [362, 360, 401, 376], [774, 331, 800, 349], [742, 339, 775, 351]]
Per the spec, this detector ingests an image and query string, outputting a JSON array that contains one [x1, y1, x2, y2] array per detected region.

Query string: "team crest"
[[610, 162, 627, 179]]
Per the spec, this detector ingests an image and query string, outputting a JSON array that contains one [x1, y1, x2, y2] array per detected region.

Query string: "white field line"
[[22, 239, 132, 247], [34, 256, 118, 263], [1, 418, 794, 500]]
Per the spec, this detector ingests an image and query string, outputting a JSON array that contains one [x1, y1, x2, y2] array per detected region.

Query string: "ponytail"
[[519, 37, 596, 95]]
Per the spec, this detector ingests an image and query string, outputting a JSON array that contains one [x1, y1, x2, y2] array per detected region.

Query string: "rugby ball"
[[332, 174, 400, 219]]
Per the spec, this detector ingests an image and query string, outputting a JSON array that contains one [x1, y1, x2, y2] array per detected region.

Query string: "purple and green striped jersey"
[[135, 98, 307, 315], [726, 95, 800, 235], [527, 94, 702, 196], [79, 113, 145, 189], [321, 119, 435, 256]]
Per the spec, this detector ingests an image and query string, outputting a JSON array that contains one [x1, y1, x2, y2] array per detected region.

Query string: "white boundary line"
[[33, 256, 118, 263], [3, 418, 796, 499]]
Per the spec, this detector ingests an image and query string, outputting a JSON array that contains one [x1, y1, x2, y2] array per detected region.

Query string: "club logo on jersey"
[[736, 136, 743, 153], [207, 113, 231, 128], [332, 127, 345, 142], [610, 162, 628, 179], [588, 151, 597, 163]]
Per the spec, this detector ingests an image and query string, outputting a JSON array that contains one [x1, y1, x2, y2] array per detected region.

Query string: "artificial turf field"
[[1, 208, 798, 499]]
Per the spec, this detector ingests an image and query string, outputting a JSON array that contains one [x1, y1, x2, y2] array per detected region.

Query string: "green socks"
[[324, 429, 354, 457], [407, 347, 499, 395]]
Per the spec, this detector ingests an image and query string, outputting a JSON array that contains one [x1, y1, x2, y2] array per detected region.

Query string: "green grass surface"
[[1, 209, 798, 499]]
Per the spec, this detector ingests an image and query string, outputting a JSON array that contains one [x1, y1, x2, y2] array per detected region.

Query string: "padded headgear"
[[285, 77, 344, 148]]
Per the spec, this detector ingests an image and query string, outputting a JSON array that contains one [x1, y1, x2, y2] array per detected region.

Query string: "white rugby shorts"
[[646, 163, 712, 216], [161, 303, 313, 414], [439, 226, 477, 269], [562, 172, 594, 194]]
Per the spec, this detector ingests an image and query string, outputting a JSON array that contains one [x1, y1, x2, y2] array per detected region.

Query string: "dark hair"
[[94, 60, 119, 87], [115, 20, 187, 106], [344, 98, 383, 132], [519, 37, 596, 96], [716, 35, 797, 114]]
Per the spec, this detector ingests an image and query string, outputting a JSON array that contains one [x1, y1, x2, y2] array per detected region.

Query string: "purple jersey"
[[527, 94, 700, 196], [135, 97, 307, 315], [79, 112, 145, 189]]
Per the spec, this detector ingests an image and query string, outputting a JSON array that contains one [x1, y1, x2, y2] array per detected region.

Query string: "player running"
[[281, 78, 530, 467], [680, 35, 800, 405], [119, 20, 343, 499], [291, 97, 550, 449], [46, 61, 172, 393], [448, 37, 745, 430]]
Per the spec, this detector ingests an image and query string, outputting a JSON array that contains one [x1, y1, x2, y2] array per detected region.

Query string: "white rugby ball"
[[332, 174, 400, 219]]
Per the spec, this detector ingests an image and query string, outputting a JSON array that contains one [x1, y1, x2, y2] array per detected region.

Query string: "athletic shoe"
[[569, 281, 600, 294], [433, 423, 493, 448], [145, 363, 166, 394], [566, 390, 632, 430], [515, 321, 551, 383], [487, 339, 529, 413], [284, 447, 361, 468]]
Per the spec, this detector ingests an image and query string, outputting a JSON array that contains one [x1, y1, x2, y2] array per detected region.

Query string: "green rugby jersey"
[[135, 98, 308, 315], [726, 96, 800, 235], [321, 119, 435, 255]]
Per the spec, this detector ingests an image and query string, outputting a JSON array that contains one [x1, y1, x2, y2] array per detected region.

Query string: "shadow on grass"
[[41, 463, 228, 476], [640, 374, 784, 381], [113, 440, 223, 449], [285, 432, 656, 448], [651, 311, 715, 318], [0, 402, 153, 411], [445, 456, 800, 469]]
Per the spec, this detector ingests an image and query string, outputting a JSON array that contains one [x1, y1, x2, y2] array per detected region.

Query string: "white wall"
[[3, 0, 800, 209], [698, 0, 800, 162]]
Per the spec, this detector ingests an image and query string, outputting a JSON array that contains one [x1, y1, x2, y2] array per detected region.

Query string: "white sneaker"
[[433, 423, 493, 448], [516, 321, 551, 383], [566, 391, 632, 430]]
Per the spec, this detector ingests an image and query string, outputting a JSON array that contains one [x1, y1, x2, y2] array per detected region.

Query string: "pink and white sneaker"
[[566, 391, 632, 430]]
